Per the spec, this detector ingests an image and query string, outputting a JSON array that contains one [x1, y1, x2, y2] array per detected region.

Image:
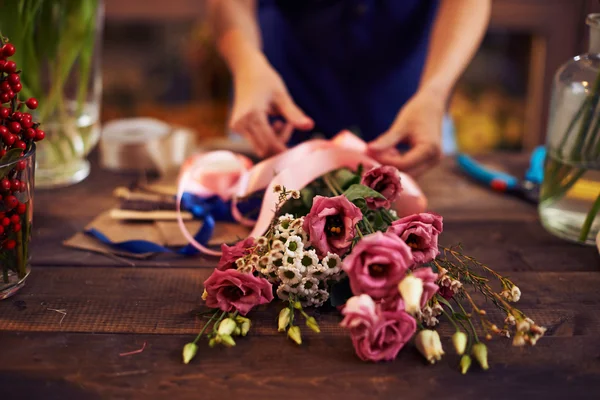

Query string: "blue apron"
[[258, 0, 441, 146]]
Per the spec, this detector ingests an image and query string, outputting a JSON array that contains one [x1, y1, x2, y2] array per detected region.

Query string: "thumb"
[[275, 92, 314, 130], [368, 129, 403, 152]]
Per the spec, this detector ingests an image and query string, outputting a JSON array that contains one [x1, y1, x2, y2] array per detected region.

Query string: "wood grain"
[[1, 332, 599, 400]]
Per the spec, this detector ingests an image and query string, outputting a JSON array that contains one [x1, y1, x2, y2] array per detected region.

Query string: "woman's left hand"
[[367, 89, 446, 177]]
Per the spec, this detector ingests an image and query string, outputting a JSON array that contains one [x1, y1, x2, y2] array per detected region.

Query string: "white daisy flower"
[[277, 283, 298, 301], [250, 254, 260, 264], [273, 184, 283, 193], [298, 276, 319, 296], [389, 209, 398, 218], [290, 190, 301, 199], [238, 264, 254, 274], [299, 249, 319, 269], [307, 261, 329, 280], [278, 265, 302, 285], [322, 253, 342, 276], [235, 258, 246, 269], [310, 289, 329, 307], [284, 235, 304, 258]]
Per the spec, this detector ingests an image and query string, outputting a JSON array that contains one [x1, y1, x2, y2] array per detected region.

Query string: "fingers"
[[231, 111, 287, 158], [273, 120, 295, 144], [274, 91, 314, 130], [372, 142, 441, 177], [368, 129, 404, 152]]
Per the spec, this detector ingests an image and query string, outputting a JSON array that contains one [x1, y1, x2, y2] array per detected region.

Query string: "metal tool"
[[455, 146, 546, 204]]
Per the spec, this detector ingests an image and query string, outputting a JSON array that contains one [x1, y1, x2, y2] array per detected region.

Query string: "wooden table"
[[1, 153, 599, 399]]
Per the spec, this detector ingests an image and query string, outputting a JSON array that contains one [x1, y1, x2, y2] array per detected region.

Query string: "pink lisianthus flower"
[[361, 166, 402, 209], [412, 267, 439, 308], [343, 231, 414, 300], [217, 237, 255, 271], [203, 269, 273, 315], [341, 294, 416, 362], [303, 195, 363, 257], [387, 213, 443, 264]]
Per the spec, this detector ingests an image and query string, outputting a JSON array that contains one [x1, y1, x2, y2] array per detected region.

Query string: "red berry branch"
[[0, 36, 45, 284]]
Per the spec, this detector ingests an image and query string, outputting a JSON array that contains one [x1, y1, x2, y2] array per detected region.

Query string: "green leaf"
[[0, 148, 25, 179], [372, 212, 385, 231], [343, 184, 385, 202], [300, 187, 315, 209], [436, 296, 455, 313], [352, 198, 368, 214], [333, 168, 359, 190]]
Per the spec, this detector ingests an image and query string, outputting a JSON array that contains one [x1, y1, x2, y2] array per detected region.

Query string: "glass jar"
[[0, 1, 104, 188], [0, 145, 35, 300], [539, 14, 600, 245]]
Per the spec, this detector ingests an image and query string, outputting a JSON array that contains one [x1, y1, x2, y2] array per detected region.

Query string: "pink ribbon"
[[176, 130, 427, 256]]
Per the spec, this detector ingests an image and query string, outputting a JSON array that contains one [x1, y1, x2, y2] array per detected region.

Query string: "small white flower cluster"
[[420, 302, 444, 327], [500, 285, 521, 303], [512, 317, 546, 346], [255, 214, 344, 307], [437, 267, 463, 294]]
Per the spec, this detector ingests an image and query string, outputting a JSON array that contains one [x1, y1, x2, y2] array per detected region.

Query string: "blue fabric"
[[85, 195, 261, 256], [258, 0, 440, 144]]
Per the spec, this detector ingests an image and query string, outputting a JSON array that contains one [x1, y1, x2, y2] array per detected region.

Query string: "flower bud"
[[452, 331, 468, 355], [472, 342, 489, 370], [288, 325, 302, 345], [219, 334, 236, 347], [460, 355, 472, 374], [236, 316, 251, 336], [182, 342, 198, 364], [415, 329, 444, 364], [217, 318, 237, 336], [201, 289, 208, 301], [208, 338, 217, 348], [293, 301, 302, 310], [278, 308, 291, 332], [398, 275, 423, 315], [306, 316, 320, 333]]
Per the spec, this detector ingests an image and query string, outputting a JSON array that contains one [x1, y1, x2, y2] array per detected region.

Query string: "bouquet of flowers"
[[182, 164, 545, 373]]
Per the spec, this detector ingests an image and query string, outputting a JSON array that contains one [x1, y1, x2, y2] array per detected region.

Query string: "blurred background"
[[101, 0, 600, 154]]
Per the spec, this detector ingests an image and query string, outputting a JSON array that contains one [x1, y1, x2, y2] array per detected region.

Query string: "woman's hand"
[[367, 89, 445, 177], [229, 54, 314, 157]]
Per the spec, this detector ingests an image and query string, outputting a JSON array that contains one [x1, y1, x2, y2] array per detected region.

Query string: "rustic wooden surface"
[[1, 152, 599, 399]]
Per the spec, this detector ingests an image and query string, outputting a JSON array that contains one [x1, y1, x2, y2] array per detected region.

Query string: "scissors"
[[455, 146, 546, 204]]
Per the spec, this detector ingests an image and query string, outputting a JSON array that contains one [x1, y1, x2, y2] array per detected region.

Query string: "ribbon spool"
[[100, 118, 197, 175]]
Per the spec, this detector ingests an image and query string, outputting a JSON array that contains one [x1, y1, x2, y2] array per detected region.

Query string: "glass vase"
[[0, 1, 104, 188], [0, 145, 35, 300], [539, 14, 600, 245]]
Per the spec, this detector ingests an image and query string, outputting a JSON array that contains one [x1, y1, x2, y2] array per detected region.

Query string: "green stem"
[[323, 175, 340, 196], [441, 308, 460, 332], [16, 227, 25, 279], [192, 310, 220, 344], [579, 191, 600, 242], [454, 299, 479, 343]]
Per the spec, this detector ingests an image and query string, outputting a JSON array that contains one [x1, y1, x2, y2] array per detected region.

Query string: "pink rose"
[[203, 269, 273, 315], [217, 237, 255, 270], [361, 166, 402, 209], [341, 294, 416, 362], [412, 267, 439, 307], [343, 231, 414, 300], [387, 213, 443, 264], [303, 195, 363, 257]]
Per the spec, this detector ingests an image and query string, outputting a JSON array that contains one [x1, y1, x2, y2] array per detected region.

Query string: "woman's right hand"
[[229, 53, 314, 157]]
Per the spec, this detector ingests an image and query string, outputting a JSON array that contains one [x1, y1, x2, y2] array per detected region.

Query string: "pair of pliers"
[[455, 146, 546, 204]]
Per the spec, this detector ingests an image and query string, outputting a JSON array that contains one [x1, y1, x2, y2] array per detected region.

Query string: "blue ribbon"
[[85, 194, 259, 256]]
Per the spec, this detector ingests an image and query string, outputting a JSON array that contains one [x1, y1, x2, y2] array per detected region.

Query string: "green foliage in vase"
[[0, 0, 99, 121]]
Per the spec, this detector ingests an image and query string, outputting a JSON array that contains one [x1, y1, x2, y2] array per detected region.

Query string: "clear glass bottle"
[[539, 14, 600, 245]]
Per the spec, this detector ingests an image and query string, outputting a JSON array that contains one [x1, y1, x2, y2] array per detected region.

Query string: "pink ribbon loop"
[[176, 131, 427, 256]]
